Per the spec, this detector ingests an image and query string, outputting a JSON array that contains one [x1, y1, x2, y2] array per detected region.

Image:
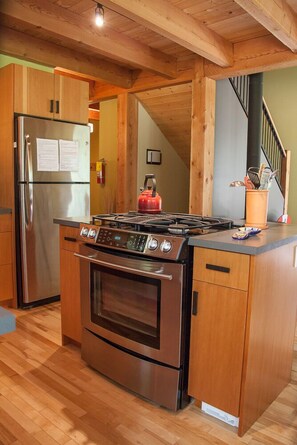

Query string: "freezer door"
[[17, 116, 90, 183], [19, 182, 90, 304]]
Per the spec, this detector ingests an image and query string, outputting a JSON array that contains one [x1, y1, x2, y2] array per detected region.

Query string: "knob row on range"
[[80, 227, 97, 239], [148, 238, 172, 253]]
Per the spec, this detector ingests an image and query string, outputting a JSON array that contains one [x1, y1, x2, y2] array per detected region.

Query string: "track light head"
[[95, 3, 104, 27]]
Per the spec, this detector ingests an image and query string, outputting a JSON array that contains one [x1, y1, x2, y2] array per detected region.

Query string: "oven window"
[[90, 264, 161, 348]]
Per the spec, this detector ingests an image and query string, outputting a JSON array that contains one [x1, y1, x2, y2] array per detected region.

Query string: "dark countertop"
[[54, 216, 297, 255], [53, 216, 92, 228], [0, 208, 12, 215], [189, 223, 297, 255]]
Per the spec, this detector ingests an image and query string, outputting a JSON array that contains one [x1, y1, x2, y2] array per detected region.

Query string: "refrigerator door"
[[19, 182, 90, 304], [17, 116, 90, 183]]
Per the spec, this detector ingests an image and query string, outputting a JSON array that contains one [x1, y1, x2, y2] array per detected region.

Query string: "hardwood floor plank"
[[0, 302, 296, 445]]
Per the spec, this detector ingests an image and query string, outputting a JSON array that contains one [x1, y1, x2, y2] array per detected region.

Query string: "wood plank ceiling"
[[1, 0, 297, 165]]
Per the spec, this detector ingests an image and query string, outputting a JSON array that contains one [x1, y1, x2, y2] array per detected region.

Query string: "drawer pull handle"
[[50, 99, 54, 113], [56, 100, 60, 114], [64, 236, 76, 242], [206, 263, 230, 273], [192, 291, 198, 316]]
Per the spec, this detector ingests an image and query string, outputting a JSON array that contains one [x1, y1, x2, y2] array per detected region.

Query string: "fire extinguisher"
[[96, 159, 105, 184]]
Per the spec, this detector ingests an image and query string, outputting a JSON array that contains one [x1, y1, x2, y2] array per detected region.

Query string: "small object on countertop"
[[232, 231, 249, 240], [232, 227, 261, 240], [239, 226, 261, 235]]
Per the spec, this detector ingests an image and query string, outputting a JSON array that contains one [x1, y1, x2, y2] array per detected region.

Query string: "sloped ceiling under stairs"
[[136, 83, 192, 168]]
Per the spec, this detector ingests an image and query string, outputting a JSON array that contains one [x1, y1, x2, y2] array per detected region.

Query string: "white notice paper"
[[36, 138, 59, 171], [59, 139, 79, 172]]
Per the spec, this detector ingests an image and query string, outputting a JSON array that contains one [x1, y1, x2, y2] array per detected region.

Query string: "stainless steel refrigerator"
[[16, 116, 90, 307]]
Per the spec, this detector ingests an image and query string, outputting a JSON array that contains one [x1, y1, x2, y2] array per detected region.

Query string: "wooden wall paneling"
[[0, 65, 17, 307], [116, 93, 138, 212], [239, 242, 297, 436], [189, 59, 216, 215]]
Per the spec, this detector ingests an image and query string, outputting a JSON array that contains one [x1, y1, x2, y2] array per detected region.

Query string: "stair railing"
[[229, 76, 289, 204]]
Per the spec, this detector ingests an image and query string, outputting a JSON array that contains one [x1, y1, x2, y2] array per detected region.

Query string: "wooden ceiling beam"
[[0, 25, 133, 88], [0, 0, 177, 79], [205, 35, 297, 79], [100, 0, 233, 67], [235, 0, 297, 52]]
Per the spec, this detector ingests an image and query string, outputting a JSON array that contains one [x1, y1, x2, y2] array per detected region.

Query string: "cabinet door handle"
[[192, 291, 198, 316], [56, 100, 60, 114], [206, 263, 230, 273], [64, 236, 76, 242], [50, 99, 54, 113]]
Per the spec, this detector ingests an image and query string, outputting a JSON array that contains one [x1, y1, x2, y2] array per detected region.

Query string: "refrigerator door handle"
[[22, 182, 33, 230], [24, 134, 33, 184]]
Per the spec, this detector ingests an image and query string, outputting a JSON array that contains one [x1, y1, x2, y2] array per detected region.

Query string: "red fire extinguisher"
[[96, 159, 105, 184]]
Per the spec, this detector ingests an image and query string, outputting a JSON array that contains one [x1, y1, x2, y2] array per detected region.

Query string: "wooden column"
[[116, 93, 138, 212], [189, 59, 216, 215]]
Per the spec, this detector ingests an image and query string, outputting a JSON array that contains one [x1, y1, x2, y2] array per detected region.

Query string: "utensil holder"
[[245, 190, 269, 229]]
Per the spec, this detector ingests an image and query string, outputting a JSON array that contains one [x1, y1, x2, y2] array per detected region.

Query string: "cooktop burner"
[[92, 212, 233, 235]]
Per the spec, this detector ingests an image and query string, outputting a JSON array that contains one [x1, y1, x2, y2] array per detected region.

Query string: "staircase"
[[229, 75, 290, 212]]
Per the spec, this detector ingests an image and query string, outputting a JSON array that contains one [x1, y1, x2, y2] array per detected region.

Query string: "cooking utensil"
[[247, 167, 261, 189], [229, 180, 245, 187], [244, 176, 255, 189], [138, 174, 162, 213]]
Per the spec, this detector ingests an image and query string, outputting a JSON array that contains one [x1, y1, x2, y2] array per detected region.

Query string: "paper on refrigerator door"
[[59, 139, 79, 172], [36, 138, 59, 171]]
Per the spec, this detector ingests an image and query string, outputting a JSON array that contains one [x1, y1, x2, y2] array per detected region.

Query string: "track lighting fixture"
[[95, 3, 104, 27]]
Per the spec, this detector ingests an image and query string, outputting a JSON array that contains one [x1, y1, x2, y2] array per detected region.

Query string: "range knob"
[[160, 240, 172, 253], [88, 228, 97, 239], [80, 227, 89, 237], [148, 238, 158, 250]]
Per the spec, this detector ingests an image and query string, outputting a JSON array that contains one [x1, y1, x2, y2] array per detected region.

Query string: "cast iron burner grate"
[[92, 212, 233, 235]]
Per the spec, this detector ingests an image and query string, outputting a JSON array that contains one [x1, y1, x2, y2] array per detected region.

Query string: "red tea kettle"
[[138, 174, 162, 214]]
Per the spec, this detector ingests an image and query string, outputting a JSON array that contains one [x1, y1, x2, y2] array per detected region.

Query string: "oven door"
[[76, 243, 186, 368]]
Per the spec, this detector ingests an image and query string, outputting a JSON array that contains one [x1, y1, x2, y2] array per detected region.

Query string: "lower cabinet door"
[[60, 248, 82, 344], [188, 280, 248, 416]]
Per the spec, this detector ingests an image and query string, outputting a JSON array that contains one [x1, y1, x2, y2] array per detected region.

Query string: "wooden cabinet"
[[14, 65, 89, 123], [0, 214, 14, 304], [59, 225, 82, 344], [189, 244, 297, 436]]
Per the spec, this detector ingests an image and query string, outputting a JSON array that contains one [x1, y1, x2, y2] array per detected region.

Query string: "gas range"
[[79, 212, 233, 261]]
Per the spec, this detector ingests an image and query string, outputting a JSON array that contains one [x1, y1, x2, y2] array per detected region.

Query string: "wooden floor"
[[0, 303, 296, 445]]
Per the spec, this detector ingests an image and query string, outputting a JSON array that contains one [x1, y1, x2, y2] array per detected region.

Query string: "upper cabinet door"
[[55, 75, 89, 124], [14, 66, 55, 119], [14, 65, 89, 124]]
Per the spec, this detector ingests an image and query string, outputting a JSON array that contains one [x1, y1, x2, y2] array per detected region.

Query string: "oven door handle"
[[74, 253, 173, 281]]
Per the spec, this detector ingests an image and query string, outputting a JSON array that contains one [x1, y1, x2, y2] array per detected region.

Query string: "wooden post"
[[116, 93, 138, 212], [189, 59, 216, 215], [281, 149, 291, 215]]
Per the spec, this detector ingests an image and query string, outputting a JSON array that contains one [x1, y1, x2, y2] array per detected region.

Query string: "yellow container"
[[245, 190, 269, 229]]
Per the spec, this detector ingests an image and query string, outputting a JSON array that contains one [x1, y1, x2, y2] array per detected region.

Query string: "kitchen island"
[[54, 216, 297, 436], [188, 223, 297, 436]]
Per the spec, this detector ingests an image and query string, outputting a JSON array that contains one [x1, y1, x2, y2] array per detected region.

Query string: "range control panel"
[[78, 224, 187, 260]]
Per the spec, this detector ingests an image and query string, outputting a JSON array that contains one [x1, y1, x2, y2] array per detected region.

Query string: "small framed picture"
[[146, 149, 162, 165]]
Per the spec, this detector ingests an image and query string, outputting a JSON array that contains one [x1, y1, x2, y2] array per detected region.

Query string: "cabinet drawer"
[[60, 226, 81, 252], [193, 247, 250, 291]]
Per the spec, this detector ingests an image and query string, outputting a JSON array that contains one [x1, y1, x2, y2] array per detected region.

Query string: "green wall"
[[0, 54, 53, 72], [264, 67, 297, 223]]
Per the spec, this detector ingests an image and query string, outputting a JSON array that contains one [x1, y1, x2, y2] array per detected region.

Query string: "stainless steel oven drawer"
[[81, 328, 183, 411]]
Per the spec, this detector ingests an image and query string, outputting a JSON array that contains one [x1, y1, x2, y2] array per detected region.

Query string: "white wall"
[[137, 103, 189, 213], [213, 79, 284, 222], [212, 79, 248, 219]]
